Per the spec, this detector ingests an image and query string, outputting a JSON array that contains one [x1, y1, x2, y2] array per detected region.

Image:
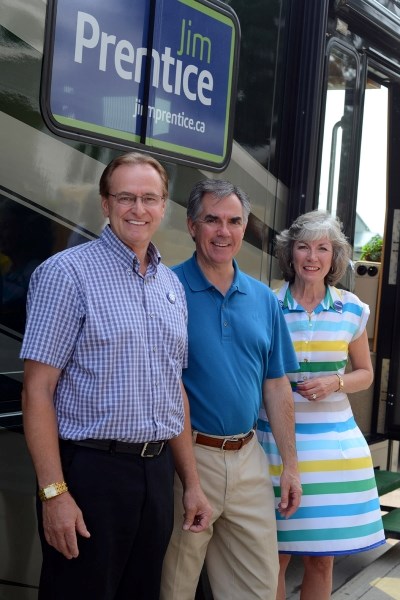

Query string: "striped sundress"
[[257, 282, 385, 555]]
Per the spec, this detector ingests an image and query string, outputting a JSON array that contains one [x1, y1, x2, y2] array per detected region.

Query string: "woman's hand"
[[296, 375, 339, 401]]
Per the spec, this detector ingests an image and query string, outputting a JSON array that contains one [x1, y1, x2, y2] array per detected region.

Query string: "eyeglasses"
[[108, 192, 165, 207]]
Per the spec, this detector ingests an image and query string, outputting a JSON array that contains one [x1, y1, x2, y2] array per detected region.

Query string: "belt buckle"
[[222, 436, 239, 450], [141, 441, 164, 458]]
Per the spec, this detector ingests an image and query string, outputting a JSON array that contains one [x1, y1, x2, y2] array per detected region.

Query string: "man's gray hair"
[[187, 179, 251, 224]]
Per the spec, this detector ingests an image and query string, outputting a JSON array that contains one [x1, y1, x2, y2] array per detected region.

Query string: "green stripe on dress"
[[273, 477, 378, 497]]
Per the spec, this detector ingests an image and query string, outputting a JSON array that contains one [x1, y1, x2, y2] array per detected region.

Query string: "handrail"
[[327, 117, 344, 212]]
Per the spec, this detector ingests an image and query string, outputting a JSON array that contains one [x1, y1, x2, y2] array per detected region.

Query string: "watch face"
[[45, 484, 58, 498], [39, 481, 68, 501]]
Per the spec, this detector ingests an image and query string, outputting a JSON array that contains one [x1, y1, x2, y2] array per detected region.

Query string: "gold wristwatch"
[[39, 481, 68, 501], [335, 373, 344, 392]]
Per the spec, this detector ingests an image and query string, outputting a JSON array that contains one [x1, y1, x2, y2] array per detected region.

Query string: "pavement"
[[285, 489, 400, 600], [331, 541, 400, 599]]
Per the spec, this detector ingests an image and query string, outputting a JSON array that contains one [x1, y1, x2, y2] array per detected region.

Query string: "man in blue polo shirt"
[[161, 179, 302, 600]]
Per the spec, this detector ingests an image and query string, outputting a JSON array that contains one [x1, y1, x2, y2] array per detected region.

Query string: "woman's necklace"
[[290, 287, 325, 314], [302, 301, 321, 314], [303, 301, 319, 313], [304, 304, 319, 319]]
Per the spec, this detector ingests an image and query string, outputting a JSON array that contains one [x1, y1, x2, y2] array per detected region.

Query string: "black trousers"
[[37, 440, 175, 600]]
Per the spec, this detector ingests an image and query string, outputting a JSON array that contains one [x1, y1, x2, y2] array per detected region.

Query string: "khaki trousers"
[[161, 435, 278, 600]]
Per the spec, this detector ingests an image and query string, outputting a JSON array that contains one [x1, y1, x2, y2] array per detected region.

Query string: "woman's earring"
[[289, 262, 293, 268]]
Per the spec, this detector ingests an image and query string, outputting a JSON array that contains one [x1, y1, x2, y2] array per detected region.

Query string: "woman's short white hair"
[[275, 210, 352, 285]]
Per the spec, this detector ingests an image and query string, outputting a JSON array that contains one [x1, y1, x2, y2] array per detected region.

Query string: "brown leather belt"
[[194, 430, 254, 451]]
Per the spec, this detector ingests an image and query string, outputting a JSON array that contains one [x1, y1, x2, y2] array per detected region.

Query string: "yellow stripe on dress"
[[270, 456, 373, 476], [293, 340, 348, 352]]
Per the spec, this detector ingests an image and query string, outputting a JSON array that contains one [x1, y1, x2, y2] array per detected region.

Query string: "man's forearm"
[[169, 383, 212, 532], [22, 360, 65, 487], [169, 384, 201, 488], [23, 396, 64, 486], [262, 376, 297, 467]]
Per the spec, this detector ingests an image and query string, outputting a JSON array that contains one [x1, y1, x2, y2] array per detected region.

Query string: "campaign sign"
[[42, 0, 240, 170]]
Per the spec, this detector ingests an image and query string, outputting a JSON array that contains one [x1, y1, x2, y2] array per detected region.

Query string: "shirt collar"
[[327, 286, 344, 313], [100, 225, 161, 271], [275, 281, 343, 314], [182, 253, 247, 294]]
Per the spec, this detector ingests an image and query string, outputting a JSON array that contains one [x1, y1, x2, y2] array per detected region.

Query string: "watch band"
[[39, 481, 69, 501], [335, 373, 344, 392]]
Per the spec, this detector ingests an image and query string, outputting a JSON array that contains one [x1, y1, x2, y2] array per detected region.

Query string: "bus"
[[1, 0, 400, 596]]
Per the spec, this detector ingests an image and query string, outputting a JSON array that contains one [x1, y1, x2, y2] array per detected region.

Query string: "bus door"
[[316, 37, 400, 466], [376, 65, 400, 446]]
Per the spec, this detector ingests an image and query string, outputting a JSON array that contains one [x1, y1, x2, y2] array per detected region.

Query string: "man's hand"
[[42, 492, 91, 559], [181, 484, 213, 532], [170, 383, 213, 532], [277, 467, 302, 519]]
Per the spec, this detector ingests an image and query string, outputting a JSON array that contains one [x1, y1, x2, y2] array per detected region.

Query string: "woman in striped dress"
[[257, 210, 385, 600]]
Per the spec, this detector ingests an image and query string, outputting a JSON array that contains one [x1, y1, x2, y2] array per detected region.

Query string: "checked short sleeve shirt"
[[20, 226, 188, 443]]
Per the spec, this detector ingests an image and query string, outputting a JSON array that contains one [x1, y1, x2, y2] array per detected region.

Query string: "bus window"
[[354, 79, 387, 259], [318, 42, 359, 240], [353, 76, 387, 353]]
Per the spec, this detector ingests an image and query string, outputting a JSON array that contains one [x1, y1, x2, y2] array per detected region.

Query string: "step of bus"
[[382, 508, 400, 539], [374, 469, 400, 496]]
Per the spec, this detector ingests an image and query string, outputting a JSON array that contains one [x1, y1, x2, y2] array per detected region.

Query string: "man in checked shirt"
[[20, 152, 211, 600]]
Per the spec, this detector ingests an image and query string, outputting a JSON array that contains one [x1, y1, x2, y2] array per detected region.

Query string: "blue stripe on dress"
[[295, 418, 357, 434], [285, 321, 360, 334], [260, 437, 368, 455], [276, 498, 381, 520], [342, 302, 363, 316], [257, 416, 358, 435]]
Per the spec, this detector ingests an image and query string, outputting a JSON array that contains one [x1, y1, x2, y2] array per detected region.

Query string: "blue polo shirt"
[[172, 255, 298, 435]]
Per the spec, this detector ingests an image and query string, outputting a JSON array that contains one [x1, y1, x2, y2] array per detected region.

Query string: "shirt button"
[[223, 321, 228, 327]]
